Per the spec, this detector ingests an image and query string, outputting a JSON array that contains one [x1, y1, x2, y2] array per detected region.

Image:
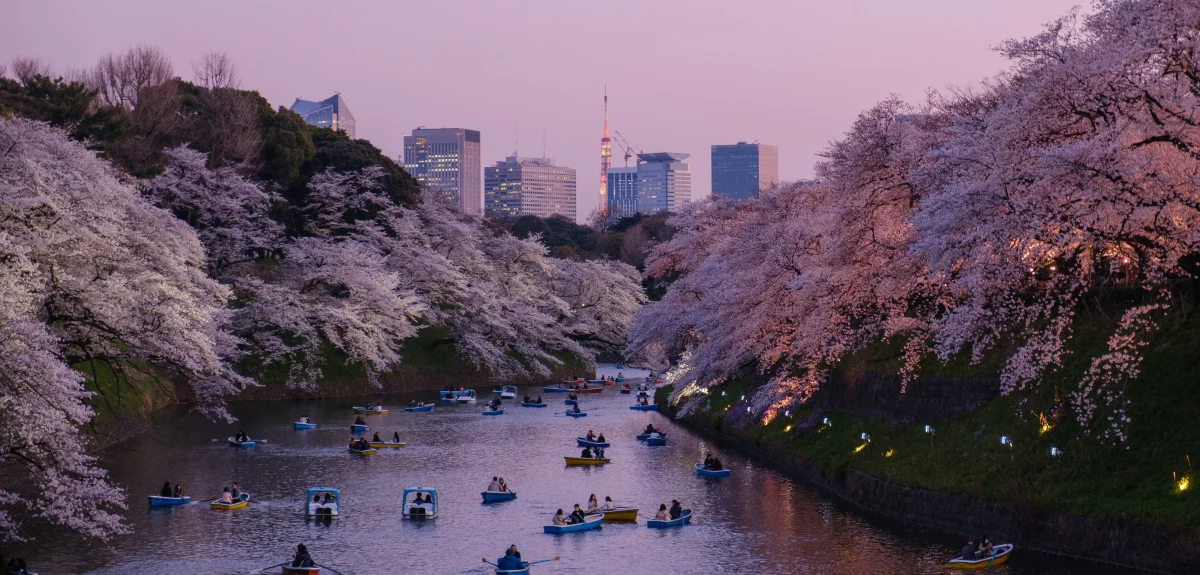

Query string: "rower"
[[704, 455, 714, 468], [159, 481, 172, 497], [669, 500, 682, 519], [568, 504, 586, 524], [710, 457, 724, 471], [524, 394, 532, 403], [572, 403, 582, 414], [292, 544, 315, 568], [354, 416, 366, 425], [372, 431, 382, 443], [580, 446, 593, 459], [235, 430, 249, 442], [496, 547, 524, 571], [230, 482, 241, 499], [586, 430, 596, 441], [644, 424, 657, 435], [597, 432, 606, 443], [961, 539, 977, 560]]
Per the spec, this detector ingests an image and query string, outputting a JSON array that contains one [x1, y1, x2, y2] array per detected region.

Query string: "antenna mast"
[[599, 84, 612, 218]]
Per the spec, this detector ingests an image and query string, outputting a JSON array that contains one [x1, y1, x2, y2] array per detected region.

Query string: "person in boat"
[[568, 504, 586, 524], [507, 545, 521, 560], [552, 508, 566, 525], [572, 403, 582, 414], [523, 394, 532, 403], [597, 432, 606, 443], [595, 446, 605, 459], [587, 494, 599, 512], [709, 457, 724, 471], [499, 478, 508, 492], [372, 431, 382, 443], [535, 395, 542, 403], [567, 392, 578, 401], [580, 446, 593, 458], [644, 424, 657, 435], [7, 558, 28, 575], [219, 487, 233, 504], [292, 544, 315, 568], [496, 547, 524, 571], [703, 455, 714, 468], [230, 482, 241, 499], [409, 400, 417, 407], [960, 538, 977, 560], [654, 504, 669, 520], [670, 500, 682, 519], [359, 438, 371, 450], [978, 536, 994, 558], [392, 431, 401, 443], [173, 483, 184, 498], [354, 415, 366, 425], [159, 481, 172, 497], [488, 476, 501, 491], [235, 430, 249, 442], [602, 496, 616, 511], [586, 430, 596, 441]]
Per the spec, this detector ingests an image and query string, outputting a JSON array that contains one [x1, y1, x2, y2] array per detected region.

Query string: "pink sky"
[[3, 0, 1081, 221]]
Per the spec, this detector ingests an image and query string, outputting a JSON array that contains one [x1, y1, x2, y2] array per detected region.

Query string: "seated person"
[[552, 509, 566, 525], [597, 432, 606, 443], [409, 400, 417, 407], [292, 544, 314, 567], [235, 431, 249, 442], [354, 416, 366, 425], [568, 504, 586, 524], [499, 478, 508, 492], [535, 396, 542, 403], [655, 504, 669, 520], [372, 432, 382, 443], [961, 539, 976, 560], [580, 447, 593, 459], [710, 458, 723, 471], [587, 494, 599, 512], [669, 500, 682, 519], [173, 483, 184, 498], [160, 481, 172, 497], [496, 549, 524, 571], [488, 476, 501, 491], [572, 403, 582, 414], [586, 430, 596, 441], [230, 483, 241, 498], [602, 496, 616, 510], [219, 487, 233, 504], [392, 432, 401, 443], [978, 537, 994, 558], [644, 424, 657, 435], [524, 395, 531, 403]]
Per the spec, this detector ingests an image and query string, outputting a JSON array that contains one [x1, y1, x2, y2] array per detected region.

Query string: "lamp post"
[[1001, 435, 1014, 461]]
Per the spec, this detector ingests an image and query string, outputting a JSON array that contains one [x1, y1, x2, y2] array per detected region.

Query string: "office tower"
[[485, 156, 577, 219], [402, 128, 483, 215], [289, 94, 356, 139], [636, 152, 692, 214], [711, 142, 779, 200], [605, 166, 638, 218]]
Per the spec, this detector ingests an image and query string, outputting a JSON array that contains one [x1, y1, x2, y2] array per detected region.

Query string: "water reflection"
[[19, 367, 1124, 575]]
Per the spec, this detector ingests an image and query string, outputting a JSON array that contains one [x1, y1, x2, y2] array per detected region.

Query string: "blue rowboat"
[[543, 513, 603, 533], [482, 408, 505, 416], [616, 364, 625, 369], [616, 376, 625, 383], [350, 424, 369, 433], [647, 509, 692, 528], [404, 404, 434, 412], [636, 432, 666, 441], [148, 495, 190, 507], [576, 437, 610, 448], [293, 422, 316, 430], [565, 411, 587, 418], [695, 463, 731, 477], [629, 404, 657, 411], [564, 399, 579, 405], [521, 402, 547, 408], [586, 379, 604, 384], [541, 386, 570, 393], [645, 436, 666, 446], [481, 490, 518, 503], [227, 437, 255, 447]]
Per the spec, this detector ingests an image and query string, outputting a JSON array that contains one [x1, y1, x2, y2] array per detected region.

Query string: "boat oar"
[[315, 563, 345, 575], [248, 561, 285, 574], [527, 557, 560, 565], [985, 547, 998, 569]]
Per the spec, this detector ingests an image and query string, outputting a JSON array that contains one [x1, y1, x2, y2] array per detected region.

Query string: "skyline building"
[[485, 156, 577, 219], [605, 166, 638, 218], [711, 142, 778, 200], [598, 86, 611, 219], [636, 152, 692, 214], [290, 94, 356, 139], [402, 127, 483, 215]]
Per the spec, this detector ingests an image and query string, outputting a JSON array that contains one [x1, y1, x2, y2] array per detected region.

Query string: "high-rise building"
[[290, 94, 356, 139], [402, 128, 483, 214], [711, 142, 778, 200], [485, 156, 577, 219], [636, 152, 692, 214], [605, 167, 638, 218]]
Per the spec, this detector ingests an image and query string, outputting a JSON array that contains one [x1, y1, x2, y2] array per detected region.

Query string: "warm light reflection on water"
[[19, 367, 1126, 575]]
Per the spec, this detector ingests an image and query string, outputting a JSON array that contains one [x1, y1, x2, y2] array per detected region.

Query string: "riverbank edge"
[[662, 404, 1191, 574]]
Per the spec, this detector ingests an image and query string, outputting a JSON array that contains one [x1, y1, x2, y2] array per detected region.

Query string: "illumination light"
[[823, 417, 831, 426], [1050, 447, 1063, 457], [923, 425, 935, 435], [1039, 423, 1052, 435], [852, 442, 868, 453], [861, 432, 871, 442], [784, 410, 790, 417], [884, 449, 894, 458], [740, 395, 745, 401], [784, 424, 793, 433], [1000, 435, 1012, 446], [1178, 476, 1190, 492]]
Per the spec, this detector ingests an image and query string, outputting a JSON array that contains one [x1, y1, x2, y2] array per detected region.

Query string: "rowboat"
[[576, 437, 610, 448], [564, 457, 610, 466], [949, 543, 1014, 570], [482, 408, 505, 416], [481, 490, 518, 503], [405, 404, 434, 412], [148, 495, 190, 507], [293, 422, 316, 430], [636, 432, 666, 441], [543, 513, 604, 533], [575, 387, 602, 394], [367, 441, 406, 449], [493, 385, 518, 399], [565, 411, 587, 418], [647, 509, 692, 528], [616, 376, 625, 383], [521, 401, 547, 408], [598, 507, 638, 521], [695, 463, 731, 477], [348, 447, 377, 455], [629, 404, 657, 411], [210, 492, 250, 510], [281, 566, 320, 575], [352, 406, 388, 414], [350, 423, 369, 433], [542, 386, 570, 393], [228, 437, 255, 447], [645, 436, 666, 446]]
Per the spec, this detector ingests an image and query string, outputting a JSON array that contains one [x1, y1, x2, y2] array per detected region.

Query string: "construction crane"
[[612, 130, 642, 166]]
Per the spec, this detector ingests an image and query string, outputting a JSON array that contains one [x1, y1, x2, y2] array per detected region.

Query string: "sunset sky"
[[3, 0, 1082, 220]]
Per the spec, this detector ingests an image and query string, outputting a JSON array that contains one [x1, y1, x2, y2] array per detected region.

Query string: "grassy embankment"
[[661, 302, 1200, 528]]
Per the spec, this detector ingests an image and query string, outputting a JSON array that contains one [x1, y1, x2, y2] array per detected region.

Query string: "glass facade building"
[[485, 156, 577, 219], [402, 128, 483, 215], [711, 142, 778, 200], [605, 167, 638, 218], [636, 152, 692, 214], [290, 94, 356, 139]]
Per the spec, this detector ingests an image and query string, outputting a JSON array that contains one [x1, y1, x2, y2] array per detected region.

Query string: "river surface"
[[24, 366, 1125, 575]]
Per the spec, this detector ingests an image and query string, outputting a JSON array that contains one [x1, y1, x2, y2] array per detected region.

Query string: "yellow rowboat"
[[949, 543, 1013, 570], [210, 493, 250, 510], [598, 507, 638, 521], [367, 441, 406, 449], [564, 457, 610, 466]]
